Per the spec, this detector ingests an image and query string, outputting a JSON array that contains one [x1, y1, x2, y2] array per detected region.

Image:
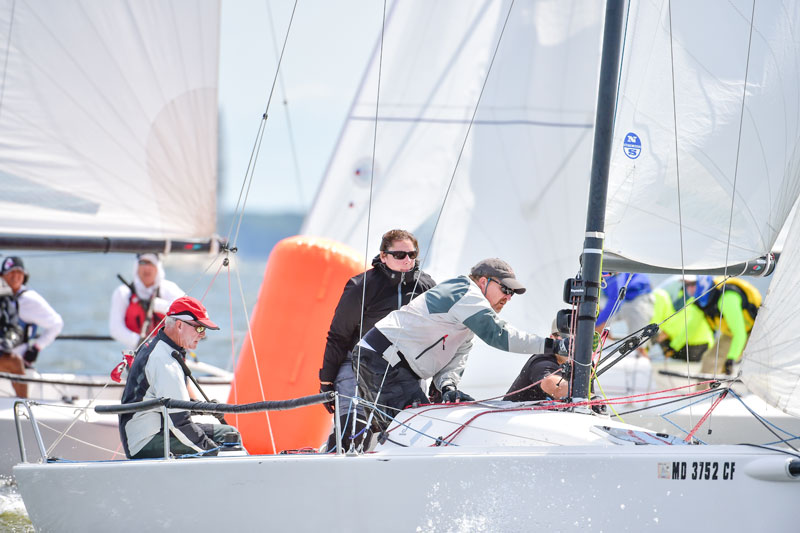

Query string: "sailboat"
[[0, 0, 231, 475], [301, 0, 800, 443], [12, 0, 800, 530]]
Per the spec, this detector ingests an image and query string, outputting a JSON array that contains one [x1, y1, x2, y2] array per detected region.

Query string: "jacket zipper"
[[415, 334, 448, 359]]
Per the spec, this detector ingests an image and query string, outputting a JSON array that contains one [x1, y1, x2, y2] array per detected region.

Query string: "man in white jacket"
[[356, 258, 569, 430], [1, 257, 64, 375], [109, 253, 183, 351]]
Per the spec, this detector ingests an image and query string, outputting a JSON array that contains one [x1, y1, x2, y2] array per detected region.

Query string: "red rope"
[[684, 388, 728, 442]]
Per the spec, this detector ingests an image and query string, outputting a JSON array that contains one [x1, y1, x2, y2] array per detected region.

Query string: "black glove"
[[723, 358, 734, 375], [207, 399, 229, 425], [556, 337, 571, 356], [320, 382, 336, 414], [558, 360, 572, 382], [441, 385, 474, 403], [23, 345, 39, 367]]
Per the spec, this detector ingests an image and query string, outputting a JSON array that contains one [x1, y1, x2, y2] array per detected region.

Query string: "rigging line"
[[416, 0, 516, 274], [715, 0, 757, 385], [225, 118, 266, 243], [369, 1, 519, 390], [666, 1, 695, 413], [226, 0, 300, 248], [232, 252, 276, 454], [353, 0, 388, 437], [225, 265, 238, 396], [265, 0, 305, 208], [611, 0, 632, 127], [0, 0, 15, 122], [727, 388, 800, 452], [36, 375, 119, 455]]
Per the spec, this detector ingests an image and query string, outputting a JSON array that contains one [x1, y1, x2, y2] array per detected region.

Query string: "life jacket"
[[124, 288, 164, 339], [699, 277, 761, 335], [0, 282, 23, 351], [14, 288, 36, 343]]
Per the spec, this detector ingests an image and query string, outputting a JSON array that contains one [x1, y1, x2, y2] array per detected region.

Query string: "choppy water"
[[0, 476, 33, 532]]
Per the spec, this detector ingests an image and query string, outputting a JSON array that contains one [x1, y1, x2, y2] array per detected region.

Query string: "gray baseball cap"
[[470, 258, 526, 294]]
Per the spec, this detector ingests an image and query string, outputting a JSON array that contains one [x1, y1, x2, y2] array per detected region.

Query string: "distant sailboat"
[[0, 0, 226, 475], [0, 0, 221, 253]]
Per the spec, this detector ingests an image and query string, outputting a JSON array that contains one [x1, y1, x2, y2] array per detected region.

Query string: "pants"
[[325, 351, 369, 452], [355, 347, 428, 432], [614, 293, 656, 335], [133, 422, 238, 459], [700, 334, 733, 375], [662, 341, 708, 363]]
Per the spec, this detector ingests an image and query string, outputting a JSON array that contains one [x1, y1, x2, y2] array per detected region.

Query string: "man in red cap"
[[119, 295, 238, 458]]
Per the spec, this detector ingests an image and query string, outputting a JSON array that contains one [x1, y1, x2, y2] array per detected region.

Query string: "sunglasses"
[[137, 259, 154, 266], [182, 321, 206, 334], [384, 250, 418, 260], [489, 278, 515, 296]]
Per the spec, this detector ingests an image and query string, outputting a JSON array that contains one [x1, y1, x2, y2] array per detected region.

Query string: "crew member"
[[356, 258, 568, 432], [109, 253, 183, 350], [319, 229, 435, 452], [1, 257, 63, 374], [505, 318, 571, 402], [119, 296, 238, 458], [693, 276, 761, 375]]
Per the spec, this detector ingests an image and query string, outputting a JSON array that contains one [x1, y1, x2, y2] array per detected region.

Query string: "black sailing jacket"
[[319, 255, 435, 383]]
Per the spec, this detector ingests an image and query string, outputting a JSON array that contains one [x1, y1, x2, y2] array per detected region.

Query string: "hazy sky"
[[218, 0, 382, 214]]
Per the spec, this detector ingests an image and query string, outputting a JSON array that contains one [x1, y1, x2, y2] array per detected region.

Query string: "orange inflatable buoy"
[[227, 236, 364, 454]]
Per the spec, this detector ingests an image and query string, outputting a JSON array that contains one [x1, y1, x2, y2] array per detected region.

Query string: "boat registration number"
[[658, 461, 735, 480]]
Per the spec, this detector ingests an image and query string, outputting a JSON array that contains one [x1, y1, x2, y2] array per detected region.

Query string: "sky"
[[218, 0, 382, 215]]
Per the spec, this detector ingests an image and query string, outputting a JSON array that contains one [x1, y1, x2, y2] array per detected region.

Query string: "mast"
[[571, 0, 626, 402]]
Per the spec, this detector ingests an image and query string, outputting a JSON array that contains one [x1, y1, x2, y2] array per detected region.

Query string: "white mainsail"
[[0, 0, 220, 241]]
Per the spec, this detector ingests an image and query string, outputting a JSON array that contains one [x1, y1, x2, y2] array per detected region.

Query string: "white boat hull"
[[14, 443, 800, 532], [12, 408, 800, 532]]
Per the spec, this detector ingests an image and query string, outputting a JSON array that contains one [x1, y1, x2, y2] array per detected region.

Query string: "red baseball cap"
[[167, 296, 219, 330]]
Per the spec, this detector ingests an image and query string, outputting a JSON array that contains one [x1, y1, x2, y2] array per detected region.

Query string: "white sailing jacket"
[[365, 276, 548, 391], [12, 286, 63, 357]]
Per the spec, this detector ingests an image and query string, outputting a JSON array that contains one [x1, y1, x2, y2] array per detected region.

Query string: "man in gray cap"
[[354, 258, 569, 433]]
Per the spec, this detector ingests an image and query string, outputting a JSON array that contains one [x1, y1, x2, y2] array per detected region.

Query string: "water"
[[0, 476, 33, 532], [20, 251, 267, 375], [0, 212, 302, 524], [9, 212, 303, 375]]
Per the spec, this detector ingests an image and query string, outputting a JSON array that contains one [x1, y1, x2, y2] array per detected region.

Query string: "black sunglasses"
[[384, 250, 418, 260], [489, 278, 515, 296]]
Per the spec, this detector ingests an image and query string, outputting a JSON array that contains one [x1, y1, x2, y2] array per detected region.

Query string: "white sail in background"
[[0, 0, 220, 241], [303, 0, 603, 334], [302, 0, 605, 394], [741, 208, 800, 416], [606, 1, 800, 270]]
